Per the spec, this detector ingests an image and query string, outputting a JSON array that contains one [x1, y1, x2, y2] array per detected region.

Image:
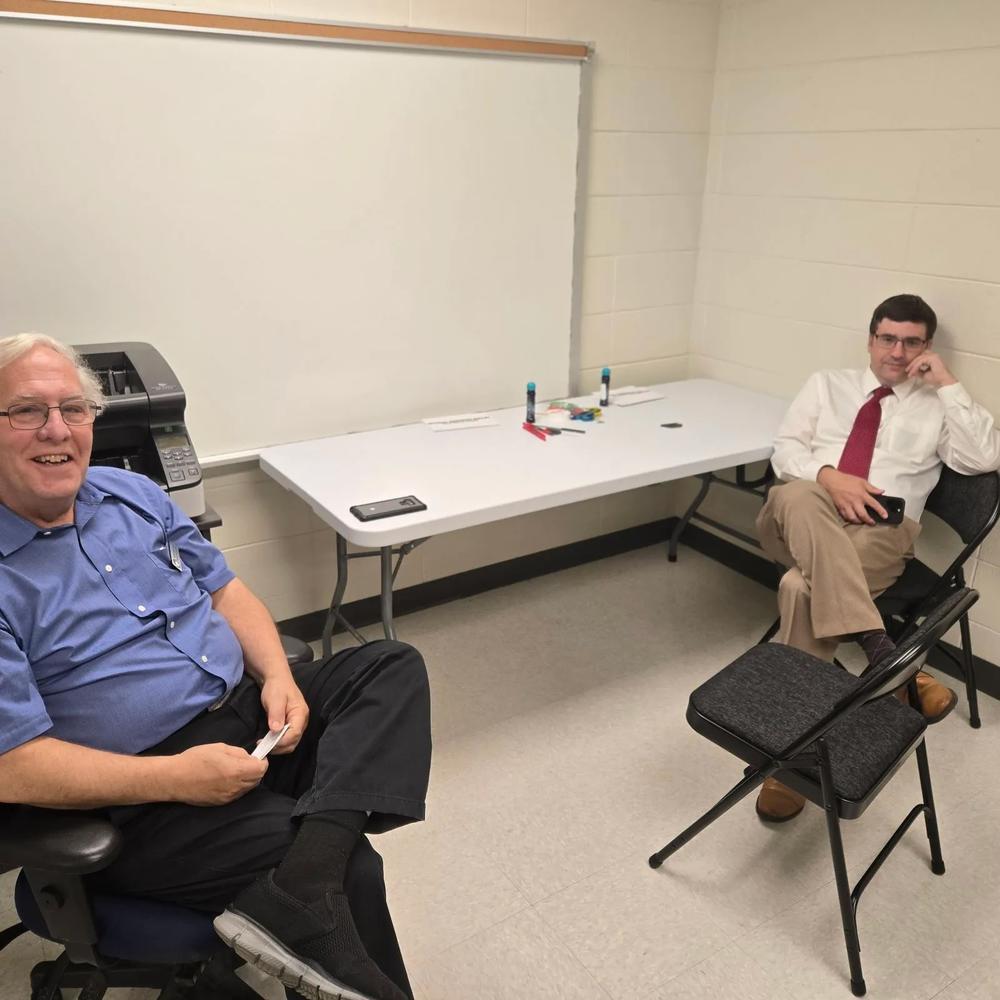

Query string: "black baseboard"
[[278, 518, 1000, 701]]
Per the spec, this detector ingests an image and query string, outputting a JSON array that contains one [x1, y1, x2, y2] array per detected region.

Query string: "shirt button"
[[201, 655, 208, 663], [169, 621, 176, 629], [138, 605, 146, 613], [43, 531, 51, 536], [105, 564, 113, 572]]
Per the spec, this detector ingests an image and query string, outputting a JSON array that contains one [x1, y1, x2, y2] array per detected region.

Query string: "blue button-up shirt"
[[0, 467, 243, 755]]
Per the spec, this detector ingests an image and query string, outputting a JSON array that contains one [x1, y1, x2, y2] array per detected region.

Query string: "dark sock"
[[856, 629, 895, 667], [273, 809, 367, 903]]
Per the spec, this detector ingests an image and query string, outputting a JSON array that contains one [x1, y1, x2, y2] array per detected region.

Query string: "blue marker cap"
[[527, 382, 536, 390], [602, 367, 610, 376]]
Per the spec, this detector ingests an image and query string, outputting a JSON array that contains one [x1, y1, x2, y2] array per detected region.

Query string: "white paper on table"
[[588, 385, 664, 406], [422, 413, 498, 431], [611, 388, 663, 406]]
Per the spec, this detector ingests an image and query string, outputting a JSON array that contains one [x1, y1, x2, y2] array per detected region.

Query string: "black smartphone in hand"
[[865, 495, 905, 525]]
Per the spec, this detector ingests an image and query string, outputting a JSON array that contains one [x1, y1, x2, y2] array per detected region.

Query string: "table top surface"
[[258, 379, 789, 547]]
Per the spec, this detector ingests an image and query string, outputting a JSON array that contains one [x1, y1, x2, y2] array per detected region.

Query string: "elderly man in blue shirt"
[[0, 334, 430, 1000]]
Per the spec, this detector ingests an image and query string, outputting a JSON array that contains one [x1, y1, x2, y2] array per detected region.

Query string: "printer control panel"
[[155, 427, 201, 487]]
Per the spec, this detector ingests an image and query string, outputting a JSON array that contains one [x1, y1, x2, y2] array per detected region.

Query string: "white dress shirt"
[[772, 368, 1000, 521]]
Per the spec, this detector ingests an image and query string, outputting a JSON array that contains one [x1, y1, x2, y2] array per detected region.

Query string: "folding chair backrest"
[[850, 587, 980, 706], [925, 467, 1000, 546]]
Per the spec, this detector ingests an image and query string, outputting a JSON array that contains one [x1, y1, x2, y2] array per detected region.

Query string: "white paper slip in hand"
[[422, 413, 498, 431], [252, 723, 291, 759]]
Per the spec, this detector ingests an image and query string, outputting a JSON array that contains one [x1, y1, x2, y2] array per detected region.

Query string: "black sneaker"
[[214, 871, 407, 1000]]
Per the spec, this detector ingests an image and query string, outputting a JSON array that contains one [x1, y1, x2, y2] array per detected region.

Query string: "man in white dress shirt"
[[754, 294, 1000, 821]]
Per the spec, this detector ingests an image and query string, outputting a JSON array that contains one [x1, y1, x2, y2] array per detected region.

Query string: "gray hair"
[[0, 333, 106, 407]]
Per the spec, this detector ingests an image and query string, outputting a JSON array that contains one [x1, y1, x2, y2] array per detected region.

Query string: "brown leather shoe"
[[755, 777, 805, 823], [894, 671, 958, 724], [914, 671, 958, 724]]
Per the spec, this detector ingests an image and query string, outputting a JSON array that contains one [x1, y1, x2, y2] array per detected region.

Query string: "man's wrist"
[[252, 662, 295, 686], [147, 754, 181, 803]]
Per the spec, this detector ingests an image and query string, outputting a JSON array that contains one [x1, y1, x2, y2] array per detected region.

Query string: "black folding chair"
[[759, 468, 999, 727], [650, 587, 979, 997], [876, 467, 1000, 728]]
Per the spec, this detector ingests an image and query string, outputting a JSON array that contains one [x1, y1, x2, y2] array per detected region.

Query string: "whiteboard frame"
[[0, 0, 592, 60]]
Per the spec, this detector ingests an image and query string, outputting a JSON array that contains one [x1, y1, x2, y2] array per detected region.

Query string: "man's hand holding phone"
[[817, 466, 901, 525]]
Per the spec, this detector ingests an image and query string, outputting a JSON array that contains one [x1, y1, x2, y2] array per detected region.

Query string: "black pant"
[[90, 640, 431, 997]]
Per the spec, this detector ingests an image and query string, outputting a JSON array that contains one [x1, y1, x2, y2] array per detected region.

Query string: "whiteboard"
[[0, 18, 582, 457]]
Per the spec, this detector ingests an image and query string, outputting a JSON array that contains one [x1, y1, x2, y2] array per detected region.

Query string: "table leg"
[[669, 474, 711, 562], [668, 465, 773, 562], [322, 533, 351, 658], [380, 546, 397, 641]]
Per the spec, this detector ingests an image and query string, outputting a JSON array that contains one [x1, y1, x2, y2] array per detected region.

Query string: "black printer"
[[74, 342, 206, 519]]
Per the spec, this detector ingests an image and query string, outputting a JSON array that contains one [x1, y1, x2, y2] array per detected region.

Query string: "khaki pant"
[[755, 480, 920, 660]]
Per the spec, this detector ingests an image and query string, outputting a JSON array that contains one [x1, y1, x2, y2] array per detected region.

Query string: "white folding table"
[[259, 379, 789, 652]]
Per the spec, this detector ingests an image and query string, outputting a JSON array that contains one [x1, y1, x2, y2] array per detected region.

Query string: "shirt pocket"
[[883, 419, 940, 465], [142, 548, 202, 600]]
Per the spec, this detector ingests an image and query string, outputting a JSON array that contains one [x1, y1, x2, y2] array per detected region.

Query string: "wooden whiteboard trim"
[[0, 0, 592, 59]]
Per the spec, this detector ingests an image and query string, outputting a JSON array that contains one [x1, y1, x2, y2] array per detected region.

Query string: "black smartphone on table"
[[350, 495, 427, 522], [865, 495, 905, 525]]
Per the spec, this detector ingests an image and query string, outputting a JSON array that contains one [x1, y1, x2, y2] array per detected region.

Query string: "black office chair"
[[0, 806, 246, 1000], [759, 468, 1000, 728], [0, 638, 314, 1000], [649, 587, 978, 997]]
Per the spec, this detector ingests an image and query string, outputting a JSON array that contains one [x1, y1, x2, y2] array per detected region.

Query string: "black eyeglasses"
[[873, 333, 927, 352], [0, 399, 103, 430]]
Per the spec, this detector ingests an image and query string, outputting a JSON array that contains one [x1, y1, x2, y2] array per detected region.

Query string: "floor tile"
[[412, 907, 611, 1000], [534, 856, 731, 999], [933, 951, 1000, 999], [648, 943, 795, 1000]]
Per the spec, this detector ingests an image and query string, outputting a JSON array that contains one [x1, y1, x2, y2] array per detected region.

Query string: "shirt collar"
[[76, 476, 109, 531], [0, 476, 109, 557], [862, 367, 919, 401]]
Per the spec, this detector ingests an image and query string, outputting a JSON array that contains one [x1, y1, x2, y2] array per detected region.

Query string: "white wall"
[[191, 0, 719, 621], [692, 0, 1000, 662]]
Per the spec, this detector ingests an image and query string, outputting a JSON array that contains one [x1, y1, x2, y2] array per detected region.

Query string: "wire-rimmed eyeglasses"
[[873, 333, 927, 352], [0, 399, 104, 430]]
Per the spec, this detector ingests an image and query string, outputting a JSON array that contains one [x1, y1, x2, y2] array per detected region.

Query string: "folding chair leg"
[[818, 740, 866, 997], [959, 614, 981, 729], [758, 618, 780, 645], [649, 772, 764, 869], [915, 740, 945, 875]]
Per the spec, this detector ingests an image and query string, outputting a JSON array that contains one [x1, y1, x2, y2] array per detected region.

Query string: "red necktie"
[[837, 386, 894, 479]]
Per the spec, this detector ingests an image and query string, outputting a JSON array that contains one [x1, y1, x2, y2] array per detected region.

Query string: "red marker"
[[522, 421, 547, 441]]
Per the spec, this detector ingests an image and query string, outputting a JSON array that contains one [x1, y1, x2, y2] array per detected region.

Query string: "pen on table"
[[537, 425, 585, 434], [522, 422, 547, 441]]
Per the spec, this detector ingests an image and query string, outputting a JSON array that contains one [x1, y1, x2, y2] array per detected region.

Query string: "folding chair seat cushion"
[[875, 559, 941, 616], [689, 644, 926, 811]]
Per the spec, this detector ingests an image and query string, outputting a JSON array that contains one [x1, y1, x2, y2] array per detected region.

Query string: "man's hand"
[[169, 743, 268, 806], [817, 466, 885, 524], [259, 675, 309, 755], [906, 349, 957, 388]]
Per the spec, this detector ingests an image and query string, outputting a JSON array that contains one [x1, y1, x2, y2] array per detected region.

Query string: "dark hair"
[[869, 294, 937, 339]]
